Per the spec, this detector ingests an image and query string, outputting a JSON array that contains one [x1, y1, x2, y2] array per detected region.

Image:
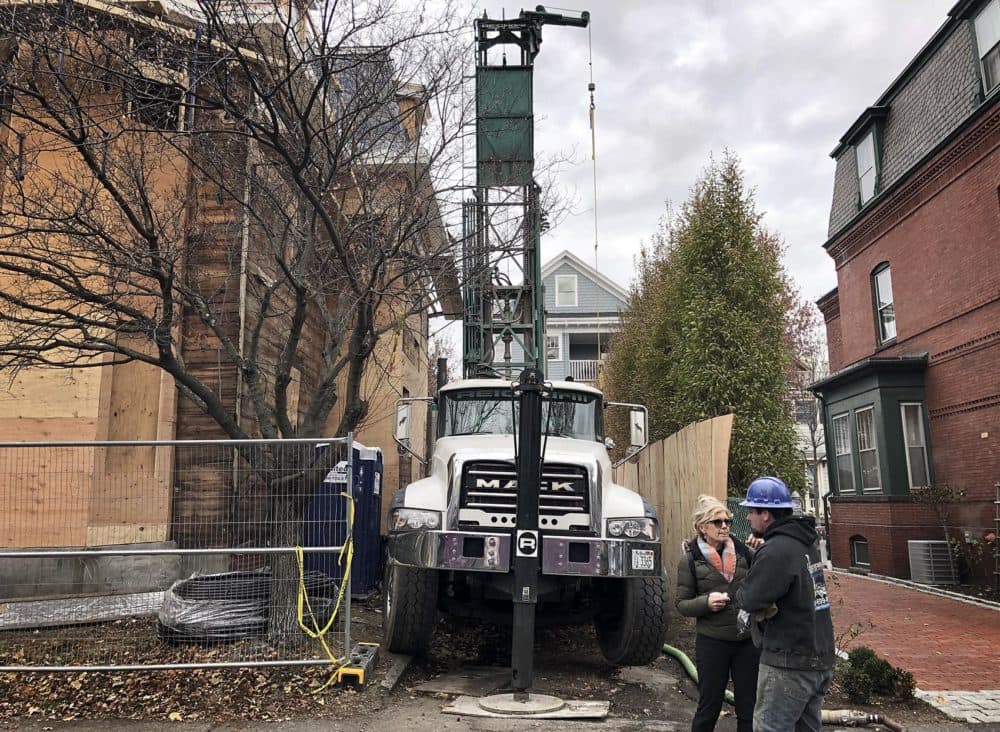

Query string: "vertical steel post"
[[343, 432, 353, 657], [511, 368, 544, 694]]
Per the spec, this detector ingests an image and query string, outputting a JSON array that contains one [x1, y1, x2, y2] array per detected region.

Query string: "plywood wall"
[[614, 414, 733, 587], [0, 356, 175, 548]]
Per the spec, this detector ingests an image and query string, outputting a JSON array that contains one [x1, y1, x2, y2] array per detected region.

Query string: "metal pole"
[[344, 432, 353, 658], [511, 367, 544, 695]]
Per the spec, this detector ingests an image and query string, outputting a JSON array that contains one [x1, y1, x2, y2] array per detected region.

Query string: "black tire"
[[382, 562, 438, 655], [594, 571, 669, 666]]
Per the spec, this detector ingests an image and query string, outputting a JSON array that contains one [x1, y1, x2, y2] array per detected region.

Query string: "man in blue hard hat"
[[735, 476, 834, 732]]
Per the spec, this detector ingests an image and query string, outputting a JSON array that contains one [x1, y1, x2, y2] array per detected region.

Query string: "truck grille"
[[459, 460, 590, 519]]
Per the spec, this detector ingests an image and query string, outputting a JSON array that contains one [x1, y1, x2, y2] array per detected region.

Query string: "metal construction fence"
[[0, 437, 355, 671]]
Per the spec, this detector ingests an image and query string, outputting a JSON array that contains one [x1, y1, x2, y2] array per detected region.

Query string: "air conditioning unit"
[[907, 540, 958, 585]]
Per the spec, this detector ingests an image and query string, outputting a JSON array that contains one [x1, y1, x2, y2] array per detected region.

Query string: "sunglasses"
[[708, 518, 733, 528]]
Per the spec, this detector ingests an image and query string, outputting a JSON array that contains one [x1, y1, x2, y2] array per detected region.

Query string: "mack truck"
[[385, 377, 669, 666]]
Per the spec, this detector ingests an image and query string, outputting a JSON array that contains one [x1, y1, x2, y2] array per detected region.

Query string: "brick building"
[[810, 0, 999, 579]]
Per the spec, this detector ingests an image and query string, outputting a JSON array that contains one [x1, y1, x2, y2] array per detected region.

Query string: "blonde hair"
[[691, 494, 731, 536]]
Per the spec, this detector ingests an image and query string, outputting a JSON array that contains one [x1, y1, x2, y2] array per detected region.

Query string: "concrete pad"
[[413, 666, 510, 696], [379, 651, 414, 692], [442, 694, 609, 719], [618, 664, 679, 688]]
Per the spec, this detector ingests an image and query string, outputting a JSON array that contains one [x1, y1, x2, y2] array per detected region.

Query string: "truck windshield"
[[440, 388, 603, 442]]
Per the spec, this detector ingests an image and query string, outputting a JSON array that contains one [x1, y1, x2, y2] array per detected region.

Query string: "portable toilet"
[[302, 442, 383, 599]]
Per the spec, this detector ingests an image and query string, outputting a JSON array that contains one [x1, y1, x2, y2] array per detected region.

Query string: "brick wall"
[[824, 314, 844, 373], [829, 498, 940, 577], [820, 94, 999, 579], [833, 142, 1000, 369]]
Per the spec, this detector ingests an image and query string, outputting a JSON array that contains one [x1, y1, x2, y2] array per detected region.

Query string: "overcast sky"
[[469, 0, 951, 304]]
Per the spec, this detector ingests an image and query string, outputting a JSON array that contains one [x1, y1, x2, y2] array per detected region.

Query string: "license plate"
[[631, 549, 655, 571]]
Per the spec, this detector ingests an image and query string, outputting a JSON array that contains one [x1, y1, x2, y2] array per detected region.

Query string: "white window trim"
[[855, 406, 881, 493], [555, 274, 578, 307], [900, 402, 931, 489], [856, 128, 878, 204], [851, 537, 871, 569], [873, 264, 896, 344], [975, 0, 1000, 94], [832, 412, 855, 494], [545, 333, 562, 362]]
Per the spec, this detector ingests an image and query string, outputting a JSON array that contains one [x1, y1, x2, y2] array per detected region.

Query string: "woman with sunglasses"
[[676, 494, 759, 732]]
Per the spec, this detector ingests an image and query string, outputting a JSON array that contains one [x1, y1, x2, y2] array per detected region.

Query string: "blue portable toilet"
[[302, 442, 383, 599], [351, 443, 383, 598]]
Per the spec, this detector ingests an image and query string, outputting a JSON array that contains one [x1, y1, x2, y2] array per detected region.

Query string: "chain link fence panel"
[[0, 437, 355, 671]]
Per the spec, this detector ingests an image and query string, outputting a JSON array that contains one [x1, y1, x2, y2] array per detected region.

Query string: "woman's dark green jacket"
[[675, 539, 753, 642]]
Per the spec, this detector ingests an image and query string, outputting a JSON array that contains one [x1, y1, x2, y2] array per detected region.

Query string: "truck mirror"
[[629, 409, 647, 448], [395, 402, 412, 444]]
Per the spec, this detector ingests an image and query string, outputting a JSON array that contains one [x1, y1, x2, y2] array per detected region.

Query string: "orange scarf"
[[697, 536, 736, 582]]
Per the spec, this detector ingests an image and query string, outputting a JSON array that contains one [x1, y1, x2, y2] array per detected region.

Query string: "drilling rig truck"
[[383, 6, 669, 674]]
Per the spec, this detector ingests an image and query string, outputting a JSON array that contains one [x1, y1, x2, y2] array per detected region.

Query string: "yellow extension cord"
[[294, 490, 355, 693]]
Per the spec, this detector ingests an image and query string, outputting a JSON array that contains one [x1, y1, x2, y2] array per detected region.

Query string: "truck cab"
[[384, 378, 669, 665]]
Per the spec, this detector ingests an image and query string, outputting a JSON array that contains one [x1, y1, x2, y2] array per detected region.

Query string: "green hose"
[[663, 643, 736, 705]]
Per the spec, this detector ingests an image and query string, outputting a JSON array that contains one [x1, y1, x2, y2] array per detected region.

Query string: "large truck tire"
[[382, 561, 438, 655], [594, 571, 669, 666]]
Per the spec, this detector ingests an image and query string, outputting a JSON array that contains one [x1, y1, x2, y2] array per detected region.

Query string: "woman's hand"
[[746, 535, 765, 550], [707, 592, 729, 612]]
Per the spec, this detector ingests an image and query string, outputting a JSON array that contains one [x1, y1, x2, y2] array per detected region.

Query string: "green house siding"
[[812, 357, 930, 498]]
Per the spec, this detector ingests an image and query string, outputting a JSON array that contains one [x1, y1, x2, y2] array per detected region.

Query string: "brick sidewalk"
[[827, 571, 1000, 691]]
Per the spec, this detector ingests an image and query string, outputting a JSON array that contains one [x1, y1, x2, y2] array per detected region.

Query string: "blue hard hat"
[[741, 476, 795, 508]]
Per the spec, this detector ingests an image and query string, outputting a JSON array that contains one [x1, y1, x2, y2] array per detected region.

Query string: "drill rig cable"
[[587, 24, 603, 372]]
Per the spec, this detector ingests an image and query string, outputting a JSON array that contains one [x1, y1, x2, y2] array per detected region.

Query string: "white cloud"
[[470, 0, 948, 303]]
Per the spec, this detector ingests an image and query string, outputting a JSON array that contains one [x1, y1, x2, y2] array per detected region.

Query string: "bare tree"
[[788, 316, 829, 515], [0, 0, 472, 640]]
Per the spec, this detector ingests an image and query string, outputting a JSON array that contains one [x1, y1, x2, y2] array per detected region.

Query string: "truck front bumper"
[[387, 531, 661, 578]]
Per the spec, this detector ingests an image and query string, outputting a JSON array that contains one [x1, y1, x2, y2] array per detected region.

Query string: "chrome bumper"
[[387, 531, 661, 578]]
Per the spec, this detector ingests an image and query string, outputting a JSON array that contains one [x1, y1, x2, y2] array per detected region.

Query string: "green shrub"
[[862, 656, 896, 694], [842, 665, 875, 704], [847, 645, 877, 667], [889, 667, 916, 700], [838, 646, 915, 702]]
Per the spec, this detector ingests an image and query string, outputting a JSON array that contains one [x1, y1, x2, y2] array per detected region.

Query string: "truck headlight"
[[607, 517, 658, 541], [391, 508, 441, 531]]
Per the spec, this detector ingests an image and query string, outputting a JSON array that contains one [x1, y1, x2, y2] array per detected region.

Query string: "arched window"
[[871, 263, 895, 344], [850, 535, 871, 570]]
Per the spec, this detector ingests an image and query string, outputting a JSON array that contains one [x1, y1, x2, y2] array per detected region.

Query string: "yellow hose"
[[295, 490, 355, 693]]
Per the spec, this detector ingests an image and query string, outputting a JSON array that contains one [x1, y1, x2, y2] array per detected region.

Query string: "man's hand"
[[746, 535, 765, 550], [707, 592, 730, 612]]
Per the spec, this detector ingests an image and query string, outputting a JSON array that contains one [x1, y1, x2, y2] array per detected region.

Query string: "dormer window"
[[975, 0, 1000, 94], [856, 128, 878, 205]]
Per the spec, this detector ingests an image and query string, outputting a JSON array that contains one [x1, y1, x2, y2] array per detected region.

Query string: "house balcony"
[[569, 359, 602, 383]]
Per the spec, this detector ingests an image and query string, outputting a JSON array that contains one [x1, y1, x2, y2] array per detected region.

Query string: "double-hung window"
[[545, 333, 562, 361], [555, 275, 578, 307], [855, 407, 881, 492], [856, 129, 878, 205], [901, 403, 930, 488], [832, 413, 855, 493], [873, 263, 896, 343], [975, 0, 1000, 94]]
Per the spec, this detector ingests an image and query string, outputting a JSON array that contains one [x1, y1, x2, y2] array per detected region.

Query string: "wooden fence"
[[613, 414, 733, 587]]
